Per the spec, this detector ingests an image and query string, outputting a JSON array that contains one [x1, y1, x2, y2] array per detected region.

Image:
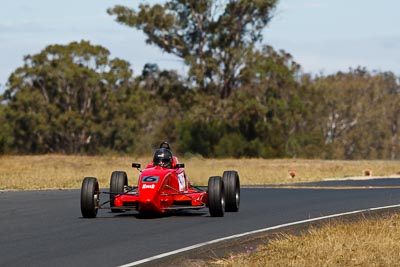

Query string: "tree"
[[170, 45, 309, 158], [2, 41, 136, 153], [0, 102, 12, 153], [384, 73, 400, 159], [310, 68, 400, 159], [236, 46, 309, 157], [108, 0, 278, 98]]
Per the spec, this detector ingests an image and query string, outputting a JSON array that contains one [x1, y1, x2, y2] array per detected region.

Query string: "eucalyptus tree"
[[173, 45, 306, 158], [108, 0, 279, 99], [0, 103, 11, 153], [310, 68, 400, 159], [2, 41, 136, 153]]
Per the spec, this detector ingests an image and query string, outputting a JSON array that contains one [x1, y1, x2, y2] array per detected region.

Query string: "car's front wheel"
[[208, 176, 225, 217], [222, 170, 240, 212], [110, 171, 128, 212], [81, 177, 99, 218]]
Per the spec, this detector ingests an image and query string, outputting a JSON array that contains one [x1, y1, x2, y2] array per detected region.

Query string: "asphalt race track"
[[1, 178, 400, 267]]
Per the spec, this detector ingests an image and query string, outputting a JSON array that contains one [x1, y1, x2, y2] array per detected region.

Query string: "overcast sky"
[[1, 0, 399, 93]]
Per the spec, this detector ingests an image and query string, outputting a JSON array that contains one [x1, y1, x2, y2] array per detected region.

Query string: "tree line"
[[0, 0, 399, 159]]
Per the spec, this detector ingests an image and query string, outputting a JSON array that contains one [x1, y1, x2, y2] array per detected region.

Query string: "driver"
[[147, 142, 179, 168], [158, 142, 179, 167], [152, 148, 173, 168], [150, 143, 187, 191]]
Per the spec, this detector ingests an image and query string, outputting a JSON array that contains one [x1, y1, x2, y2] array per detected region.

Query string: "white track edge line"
[[118, 204, 400, 267]]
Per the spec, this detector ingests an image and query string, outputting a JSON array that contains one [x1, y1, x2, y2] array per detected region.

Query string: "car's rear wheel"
[[222, 170, 240, 212], [208, 176, 225, 217], [110, 171, 128, 212], [81, 177, 99, 218]]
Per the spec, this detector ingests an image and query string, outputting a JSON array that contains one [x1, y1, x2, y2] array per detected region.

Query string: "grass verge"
[[212, 213, 400, 267], [0, 155, 400, 190]]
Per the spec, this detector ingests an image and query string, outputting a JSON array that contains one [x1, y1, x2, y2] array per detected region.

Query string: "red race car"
[[80, 147, 240, 218]]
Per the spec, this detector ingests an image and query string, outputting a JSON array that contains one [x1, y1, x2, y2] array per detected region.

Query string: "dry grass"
[[214, 213, 400, 267], [1, 155, 400, 190], [0, 155, 136, 190]]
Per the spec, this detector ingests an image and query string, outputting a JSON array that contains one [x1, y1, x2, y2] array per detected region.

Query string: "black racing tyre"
[[222, 170, 240, 212], [81, 177, 99, 218], [208, 176, 225, 217], [110, 171, 128, 212]]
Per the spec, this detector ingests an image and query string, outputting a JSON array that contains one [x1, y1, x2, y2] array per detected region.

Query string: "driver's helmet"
[[153, 148, 173, 168]]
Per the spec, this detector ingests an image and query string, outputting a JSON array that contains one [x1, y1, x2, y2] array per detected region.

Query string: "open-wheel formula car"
[[80, 150, 240, 218]]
